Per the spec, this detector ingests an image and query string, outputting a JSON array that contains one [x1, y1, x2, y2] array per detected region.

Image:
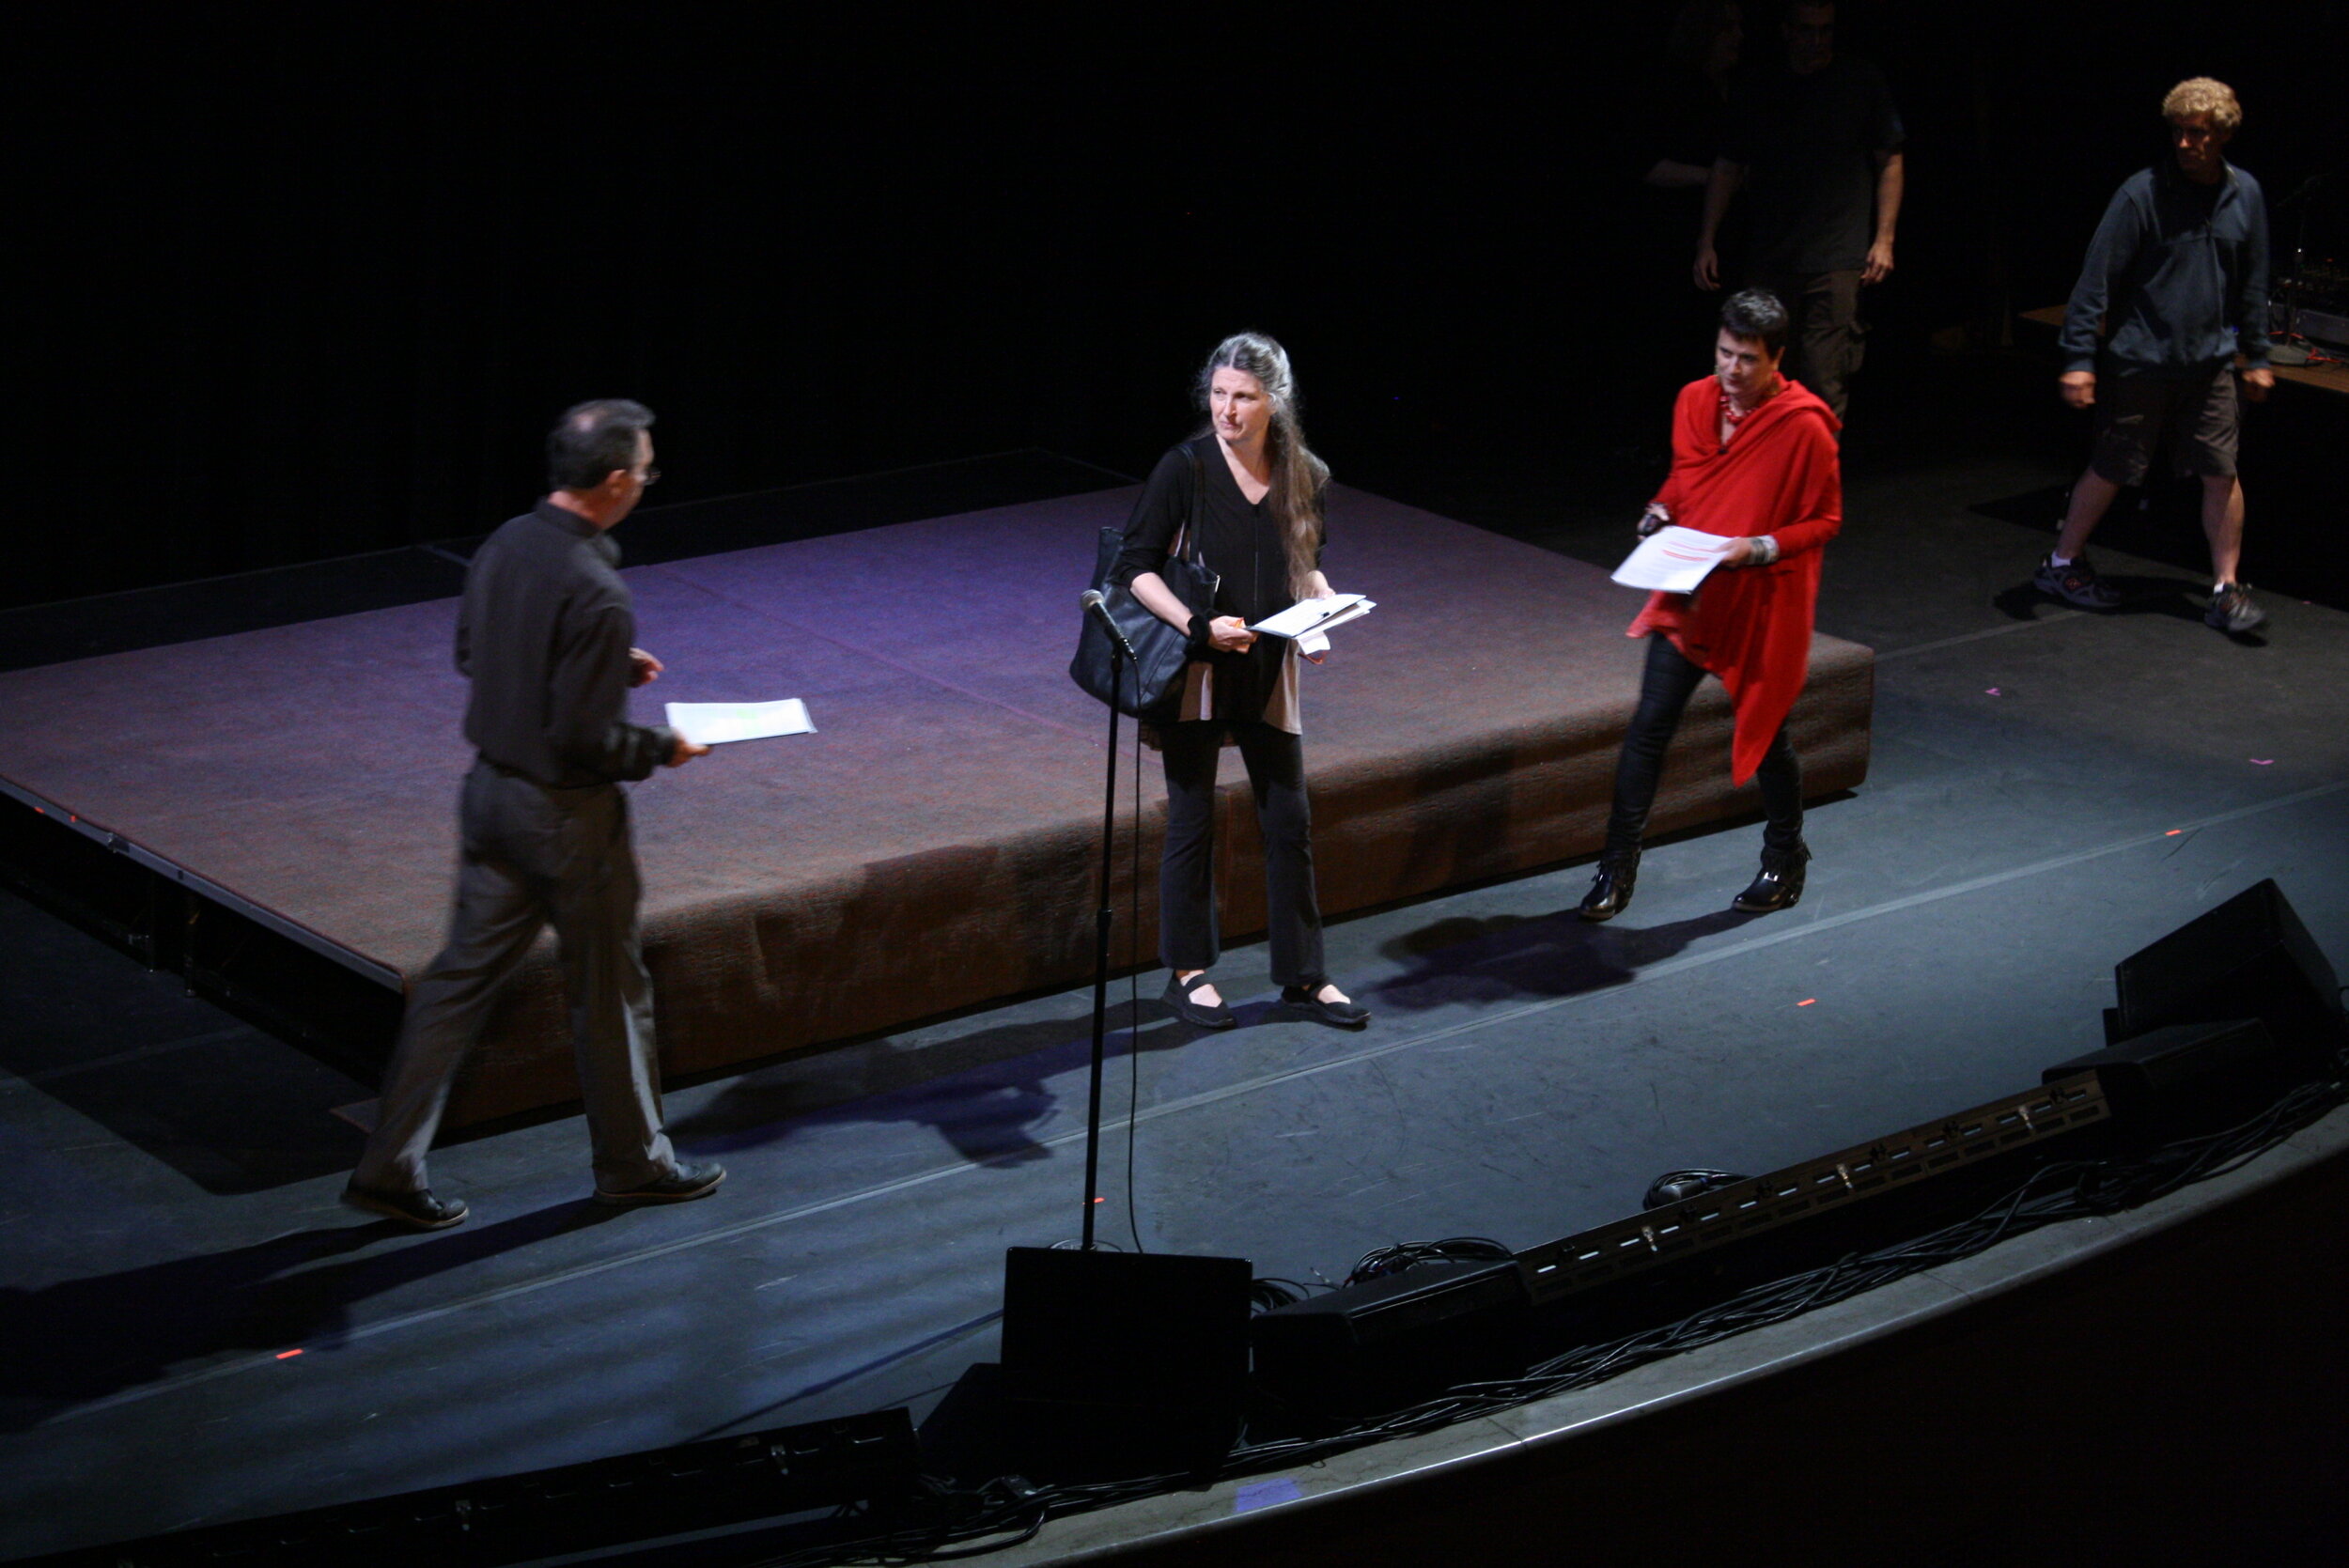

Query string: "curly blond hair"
[[2162, 77, 2242, 132]]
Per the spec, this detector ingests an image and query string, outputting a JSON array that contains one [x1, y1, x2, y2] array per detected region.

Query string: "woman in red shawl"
[[1581, 289, 1842, 921]]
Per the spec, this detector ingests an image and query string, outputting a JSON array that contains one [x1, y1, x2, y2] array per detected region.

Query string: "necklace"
[[1718, 378, 1782, 446], [1719, 378, 1781, 427]]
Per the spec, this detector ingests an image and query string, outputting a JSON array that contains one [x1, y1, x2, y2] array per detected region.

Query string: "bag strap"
[[1172, 442, 1208, 570]]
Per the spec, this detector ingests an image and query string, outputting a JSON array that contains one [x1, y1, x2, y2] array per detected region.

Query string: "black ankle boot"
[[1579, 847, 1641, 922], [1733, 843, 1810, 913]]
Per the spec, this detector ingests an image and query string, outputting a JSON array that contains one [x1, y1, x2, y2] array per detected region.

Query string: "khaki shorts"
[[2090, 363, 2240, 485]]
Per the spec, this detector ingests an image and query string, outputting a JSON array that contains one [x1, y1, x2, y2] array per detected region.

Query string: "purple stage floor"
[[0, 487, 1871, 1121]]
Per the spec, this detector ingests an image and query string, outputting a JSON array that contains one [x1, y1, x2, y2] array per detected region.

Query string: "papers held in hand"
[[1249, 594, 1377, 640], [1612, 526, 1735, 595], [1249, 594, 1376, 660], [664, 699, 816, 745]]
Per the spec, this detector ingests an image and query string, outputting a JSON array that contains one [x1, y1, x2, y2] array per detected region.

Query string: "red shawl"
[[1628, 375, 1843, 784]]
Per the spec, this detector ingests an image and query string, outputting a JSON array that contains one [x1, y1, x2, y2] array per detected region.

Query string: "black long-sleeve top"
[[2060, 159, 2272, 376], [456, 500, 676, 787], [1111, 437, 1317, 728]]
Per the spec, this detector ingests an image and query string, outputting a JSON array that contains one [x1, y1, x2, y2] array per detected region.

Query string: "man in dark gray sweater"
[[344, 400, 721, 1229], [2041, 78, 2275, 634]]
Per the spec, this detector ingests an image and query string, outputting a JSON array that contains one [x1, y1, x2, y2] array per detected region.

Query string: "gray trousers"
[[355, 761, 677, 1195], [1757, 269, 1862, 422]]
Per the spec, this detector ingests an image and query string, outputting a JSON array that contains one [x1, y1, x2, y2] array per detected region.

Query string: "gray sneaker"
[[2034, 551, 2121, 610], [2205, 582, 2267, 633]]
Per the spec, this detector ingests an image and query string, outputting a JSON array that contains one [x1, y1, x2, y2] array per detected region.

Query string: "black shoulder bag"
[[1070, 443, 1220, 722]]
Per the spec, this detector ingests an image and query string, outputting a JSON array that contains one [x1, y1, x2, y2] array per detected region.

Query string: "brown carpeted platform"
[[0, 487, 1871, 1123]]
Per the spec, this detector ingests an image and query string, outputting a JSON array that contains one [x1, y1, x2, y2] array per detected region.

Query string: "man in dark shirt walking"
[[2039, 77, 2274, 634], [1693, 0, 1904, 422], [344, 399, 722, 1229]]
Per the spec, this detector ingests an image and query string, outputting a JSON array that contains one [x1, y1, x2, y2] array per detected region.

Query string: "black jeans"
[[1159, 720, 1325, 987], [1606, 635, 1805, 857]]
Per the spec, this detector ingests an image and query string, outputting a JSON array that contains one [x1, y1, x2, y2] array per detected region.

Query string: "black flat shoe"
[[1733, 845, 1810, 913], [342, 1181, 469, 1231], [595, 1160, 726, 1207], [1579, 848, 1641, 922], [1280, 982, 1370, 1029], [1163, 970, 1237, 1030]]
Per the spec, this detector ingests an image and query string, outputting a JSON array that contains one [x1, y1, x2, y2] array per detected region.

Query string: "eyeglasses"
[[636, 466, 661, 488]]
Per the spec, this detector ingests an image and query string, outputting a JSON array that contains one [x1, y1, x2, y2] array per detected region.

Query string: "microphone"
[[1081, 588, 1136, 660]]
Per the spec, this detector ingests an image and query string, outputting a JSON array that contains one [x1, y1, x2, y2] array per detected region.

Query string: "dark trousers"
[[1755, 269, 1861, 422], [1606, 635, 1805, 857], [355, 762, 676, 1195], [1159, 720, 1325, 987]]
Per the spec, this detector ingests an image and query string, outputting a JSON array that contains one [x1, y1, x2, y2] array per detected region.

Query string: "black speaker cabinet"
[[2108, 880, 2345, 1063], [2047, 1014, 2318, 1141], [989, 1247, 1252, 1479], [1251, 1257, 1532, 1419], [2046, 1017, 2274, 1110]]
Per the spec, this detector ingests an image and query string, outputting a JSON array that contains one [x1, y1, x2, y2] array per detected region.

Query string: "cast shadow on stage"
[[666, 1004, 1202, 1168], [1990, 575, 2242, 632], [666, 910, 1766, 1163], [0, 1201, 624, 1430], [1976, 481, 2279, 641], [1373, 907, 1759, 1014]]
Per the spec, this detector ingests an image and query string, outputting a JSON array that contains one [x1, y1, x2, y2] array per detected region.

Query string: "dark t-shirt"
[[1720, 56, 1904, 275], [1112, 436, 1317, 726]]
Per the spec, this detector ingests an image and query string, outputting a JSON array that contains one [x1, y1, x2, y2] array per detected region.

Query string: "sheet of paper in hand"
[[1612, 526, 1735, 595], [1249, 593, 1377, 641], [664, 698, 816, 745]]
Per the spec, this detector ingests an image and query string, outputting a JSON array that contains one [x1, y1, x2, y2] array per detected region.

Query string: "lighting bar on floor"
[[1517, 1071, 2111, 1306]]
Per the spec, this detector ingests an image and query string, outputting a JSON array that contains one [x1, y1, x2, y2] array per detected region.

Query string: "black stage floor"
[[5, 356, 2347, 1561]]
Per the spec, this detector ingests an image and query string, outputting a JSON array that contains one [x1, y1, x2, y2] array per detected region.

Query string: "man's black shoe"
[[342, 1181, 469, 1231], [1733, 845, 1810, 913], [1280, 982, 1370, 1029], [595, 1161, 726, 1207], [1579, 849, 1641, 922]]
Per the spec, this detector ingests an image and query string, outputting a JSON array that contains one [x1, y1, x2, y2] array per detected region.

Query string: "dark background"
[[9, 1, 2344, 611]]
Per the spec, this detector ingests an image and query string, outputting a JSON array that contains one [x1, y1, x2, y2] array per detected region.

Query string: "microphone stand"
[[1080, 609, 1132, 1251]]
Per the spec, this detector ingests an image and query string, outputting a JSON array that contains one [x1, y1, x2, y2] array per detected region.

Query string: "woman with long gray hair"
[[1111, 332, 1367, 1031]]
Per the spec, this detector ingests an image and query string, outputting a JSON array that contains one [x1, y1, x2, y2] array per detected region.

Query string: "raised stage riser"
[[446, 650, 1872, 1126]]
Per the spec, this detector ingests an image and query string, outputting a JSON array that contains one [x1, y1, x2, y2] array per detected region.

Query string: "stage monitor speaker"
[[2045, 1017, 2277, 1118], [2108, 880, 2345, 1064], [1251, 1256, 1532, 1419], [991, 1246, 1252, 1480]]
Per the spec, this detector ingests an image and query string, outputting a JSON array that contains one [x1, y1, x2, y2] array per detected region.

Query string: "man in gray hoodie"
[[2039, 77, 2275, 634]]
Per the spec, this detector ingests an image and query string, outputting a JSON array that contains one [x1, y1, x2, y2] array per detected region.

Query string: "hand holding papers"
[[664, 699, 816, 746], [1249, 594, 1376, 663], [1249, 593, 1376, 642], [1612, 526, 1735, 595]]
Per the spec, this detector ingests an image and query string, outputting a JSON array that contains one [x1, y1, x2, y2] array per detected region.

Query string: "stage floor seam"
[[43, 770, 2346, 1429], [1868, 607, 2089, 661]]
